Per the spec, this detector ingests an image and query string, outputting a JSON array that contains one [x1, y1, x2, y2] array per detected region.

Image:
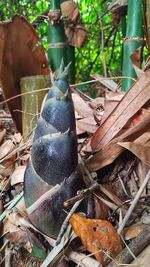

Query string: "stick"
[[106, 225, 150, 267], [56, 199, 83, 245], [117, 170, 150, 234], [64, 183, 99, 207]]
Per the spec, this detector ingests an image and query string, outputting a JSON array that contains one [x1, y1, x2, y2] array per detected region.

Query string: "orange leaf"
[[70, 214, 122, 265]]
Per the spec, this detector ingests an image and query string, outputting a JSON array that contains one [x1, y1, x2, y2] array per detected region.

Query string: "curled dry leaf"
[[70, 26, 88, 48], [70, 214, 122, 266], [61, 0, 88, 48], [72, 93, 93, 118], [0, 154, 16, 177], [73, 93, 103, 135], [10, 165, 26, 186], [61, 0, 79, 22], [124, 223, 146, 240]]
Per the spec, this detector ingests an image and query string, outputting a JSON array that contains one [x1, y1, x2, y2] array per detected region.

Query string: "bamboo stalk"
[[146, 0, 150, 51], [48, 0, 67, 71], [122, 0, 144, 92], [60, 0, 76, 83]]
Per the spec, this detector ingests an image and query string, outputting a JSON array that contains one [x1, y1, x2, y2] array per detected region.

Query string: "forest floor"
[[0, 71, 150, 267]]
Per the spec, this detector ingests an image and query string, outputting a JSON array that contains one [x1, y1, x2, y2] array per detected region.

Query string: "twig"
[[0, 240, 9, 253], [67, 251, 102, 267], [117, 170, 150, 234], [64, 183, 99, 207], [32, 9, 49, 28], [0, 77, 136, 105], [40, 225, 72, 267], [78, 154, 93, 184], [5, 245, 13, 267], [56, 199, 83, 245], [106, 225, 150, 267], [120, 234, 136, 261]]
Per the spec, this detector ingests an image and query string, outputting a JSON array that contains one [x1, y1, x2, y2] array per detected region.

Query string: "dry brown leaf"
[[72, 93, 93, 118], [10, 165, 26, 186], [87, 143, 123, 171], [118, 142, 150, 167], [0, 176, 10, 191], [101, 92, 124, 124], [3, 210, 24, 233], [0, 15, 49, 132], [87, 112, 150, 171], [94, 196, 109, 220], [0, 154, 16, 177], [61, 0, 88, 48], [70, 214, 122, 266], [71, 26, 88, 48], [91, 70, 150, 152], [76, 117, 98, 135], [61, 0, 79, 22], [0, 139, 15, 160], [124, 223, 146, 240]]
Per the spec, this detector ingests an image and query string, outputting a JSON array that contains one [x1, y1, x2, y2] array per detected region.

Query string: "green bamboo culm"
[[60, 0, 76, 84], [122, 0, 144, 92], [48, 0, 67, 71]]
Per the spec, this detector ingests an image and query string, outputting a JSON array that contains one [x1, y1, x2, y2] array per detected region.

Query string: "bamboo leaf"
[[91, 70, 150, 152]]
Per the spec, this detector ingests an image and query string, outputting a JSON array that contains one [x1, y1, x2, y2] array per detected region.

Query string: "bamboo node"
[[48, 9, 61, 24], [48, 42, 67, 48], [123, 36, 144, 43]]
